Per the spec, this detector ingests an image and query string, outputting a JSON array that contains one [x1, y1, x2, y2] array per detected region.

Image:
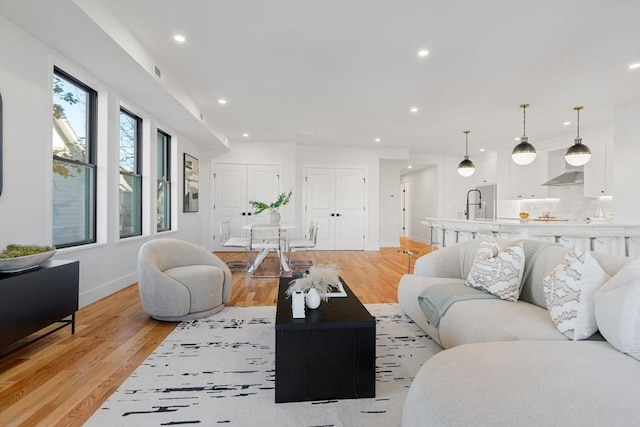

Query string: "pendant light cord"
[[574, 106, 583, 141], [464, 131, 470, 156]]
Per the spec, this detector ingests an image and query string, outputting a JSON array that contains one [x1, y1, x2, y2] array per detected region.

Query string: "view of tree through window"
[[157, 130, 171, 232], [119, 109, 142, 237], [52, 68, 96, 247]]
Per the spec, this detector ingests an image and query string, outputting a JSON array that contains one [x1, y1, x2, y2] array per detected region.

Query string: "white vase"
[[305, 287, 321, 309], [268, 210, 281, 224]]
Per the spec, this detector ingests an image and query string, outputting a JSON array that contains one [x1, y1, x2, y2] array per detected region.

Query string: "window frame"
[[118, 107, 143, 238], [156, 129, 171, 232], [52, 67, 98, 248]]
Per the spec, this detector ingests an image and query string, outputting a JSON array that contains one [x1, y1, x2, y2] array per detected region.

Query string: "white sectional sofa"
[[398, 239, 640, 427]]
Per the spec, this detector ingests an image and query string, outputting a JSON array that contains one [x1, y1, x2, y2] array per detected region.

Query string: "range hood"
[[543, 149, 584, 186]]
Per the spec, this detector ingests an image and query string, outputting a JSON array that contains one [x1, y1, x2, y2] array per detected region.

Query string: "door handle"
[[247, 212, 252, 216], [241, 212, 246, 216], [331, 213, 335, 217], [336, 213, 341, 217]]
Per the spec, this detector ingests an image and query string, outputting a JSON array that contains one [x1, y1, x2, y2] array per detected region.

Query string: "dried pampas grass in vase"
[[286, 264, 341, 301]]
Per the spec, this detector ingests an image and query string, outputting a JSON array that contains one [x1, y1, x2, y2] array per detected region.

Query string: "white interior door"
[[247, 164, 280, 225], [213, 163, 280, 250], [215, 164, 248, 245], [304, 167, 365, 250], [305, 167, 335, 250], [334, 168, 365, 250]]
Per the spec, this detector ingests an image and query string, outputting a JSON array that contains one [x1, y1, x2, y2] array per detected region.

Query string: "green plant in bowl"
[[0, 244, 57, 273], [0, 244, 55, 259]]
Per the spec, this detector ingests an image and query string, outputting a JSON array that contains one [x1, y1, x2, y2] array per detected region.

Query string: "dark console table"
[[0, 260, 79, 354], [275, 277, 376, 403]]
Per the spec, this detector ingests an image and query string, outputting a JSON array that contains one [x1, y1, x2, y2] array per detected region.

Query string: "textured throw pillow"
[[543, 249, 610, 340], [466, 239, 525, 302], [595, 257, 640, 360]]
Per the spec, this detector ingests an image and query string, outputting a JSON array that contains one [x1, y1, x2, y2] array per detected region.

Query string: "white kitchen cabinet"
[[584, 139, 613, 197], [507, 153, 548, 200]]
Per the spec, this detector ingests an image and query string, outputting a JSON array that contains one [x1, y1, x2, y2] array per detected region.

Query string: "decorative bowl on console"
[[0, 245, 56, 273]]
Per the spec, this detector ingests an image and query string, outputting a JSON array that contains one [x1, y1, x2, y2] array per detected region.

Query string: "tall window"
[[52, 67, 97, 248], [119, 108, 142, 237], [157, 130, 171, 232]]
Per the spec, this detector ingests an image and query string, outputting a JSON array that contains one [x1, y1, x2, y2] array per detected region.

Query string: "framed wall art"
[[183, 153, 199, 212]]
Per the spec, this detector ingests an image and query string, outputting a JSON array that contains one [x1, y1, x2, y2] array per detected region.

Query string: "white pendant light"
[[511, 103, 537, 165], [457, 131, 476, 177], [565, 106, 591, 166]]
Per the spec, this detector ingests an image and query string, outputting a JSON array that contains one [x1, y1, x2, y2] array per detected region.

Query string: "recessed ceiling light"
[[629, 63, 640, 70], [218, 98, 227, 105], [242, 133, 249, 138], [479, 148, 486, 152], [514, 137, 521, 141], [563, 121, 571, 126], [407, 165, 413, 169], [173, 34, 186, 43], [410, 107, 418, 113], [418, 49, 429, 57], [374, 138, 381, 142]]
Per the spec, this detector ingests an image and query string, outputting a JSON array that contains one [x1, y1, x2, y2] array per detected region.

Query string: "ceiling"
[[2, 0, 639, 158]]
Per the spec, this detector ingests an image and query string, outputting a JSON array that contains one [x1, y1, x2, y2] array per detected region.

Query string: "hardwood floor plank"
[[0, 240, 430, 426]]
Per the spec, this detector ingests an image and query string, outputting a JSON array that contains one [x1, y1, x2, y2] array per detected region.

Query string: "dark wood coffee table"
[[275, 277, 376, 403]]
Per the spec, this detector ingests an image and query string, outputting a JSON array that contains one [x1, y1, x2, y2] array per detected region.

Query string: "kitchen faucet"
[[465, 189, 482, 220]]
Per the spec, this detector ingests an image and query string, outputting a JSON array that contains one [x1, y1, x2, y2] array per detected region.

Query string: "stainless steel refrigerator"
[[474, 184, 496, 220]]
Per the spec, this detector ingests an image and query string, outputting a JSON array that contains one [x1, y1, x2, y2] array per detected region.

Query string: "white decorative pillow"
[[466, 239, 525, 302], [595, 257, 640, 360], [543, 249, 610, 340]]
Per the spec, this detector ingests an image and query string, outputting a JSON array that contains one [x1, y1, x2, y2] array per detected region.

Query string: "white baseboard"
[[79, 272, 137, 308]]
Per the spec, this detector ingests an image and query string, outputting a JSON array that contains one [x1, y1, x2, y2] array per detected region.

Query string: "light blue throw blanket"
[[418, 240, 561, 327], [418, 283, 497, 327]]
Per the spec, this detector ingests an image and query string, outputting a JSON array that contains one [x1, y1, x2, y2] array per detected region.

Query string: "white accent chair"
[[286, 221, 318, 270], [137, 238, 232, 321], [219, 220, 252, 270]]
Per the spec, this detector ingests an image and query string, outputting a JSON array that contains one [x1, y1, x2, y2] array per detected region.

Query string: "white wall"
[[401, 166, 439, 244], [0, 16, 210, 307], [378, 161, 401, 247]]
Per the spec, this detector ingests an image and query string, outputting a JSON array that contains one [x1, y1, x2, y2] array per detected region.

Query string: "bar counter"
[[421, 218, 640, 257]]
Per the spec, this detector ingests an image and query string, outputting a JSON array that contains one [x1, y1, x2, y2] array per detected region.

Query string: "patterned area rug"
[[85, 304, 441, 427]]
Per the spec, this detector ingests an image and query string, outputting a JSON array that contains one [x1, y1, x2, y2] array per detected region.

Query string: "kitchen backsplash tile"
[[520, 185, 612, 220]]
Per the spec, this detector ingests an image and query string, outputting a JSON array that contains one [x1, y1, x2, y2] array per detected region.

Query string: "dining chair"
[[219, 220, 252, 270], [286, 221, 318, 270], [249, 224, 282, 277]]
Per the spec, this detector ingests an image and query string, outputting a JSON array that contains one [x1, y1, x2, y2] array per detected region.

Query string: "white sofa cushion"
[[595, 257, 640, 360], [543, 249, 610, 340], [466, 240, 525, 302], [439, 298, 567, 348], [402, 340, 640, 427]]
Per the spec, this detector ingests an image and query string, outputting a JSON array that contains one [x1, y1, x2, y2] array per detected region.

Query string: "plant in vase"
[[248, 189, 292, 224], [286, 264, 341, 308]]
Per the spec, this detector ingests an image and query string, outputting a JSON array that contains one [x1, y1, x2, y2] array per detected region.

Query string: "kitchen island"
[[422, 217, 640, 257]]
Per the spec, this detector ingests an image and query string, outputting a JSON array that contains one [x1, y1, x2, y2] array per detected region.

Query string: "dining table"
[[242, 223, 297, 273]]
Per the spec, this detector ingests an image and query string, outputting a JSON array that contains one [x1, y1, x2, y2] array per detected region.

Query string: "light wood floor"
[[0, 239, 429, 427]]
